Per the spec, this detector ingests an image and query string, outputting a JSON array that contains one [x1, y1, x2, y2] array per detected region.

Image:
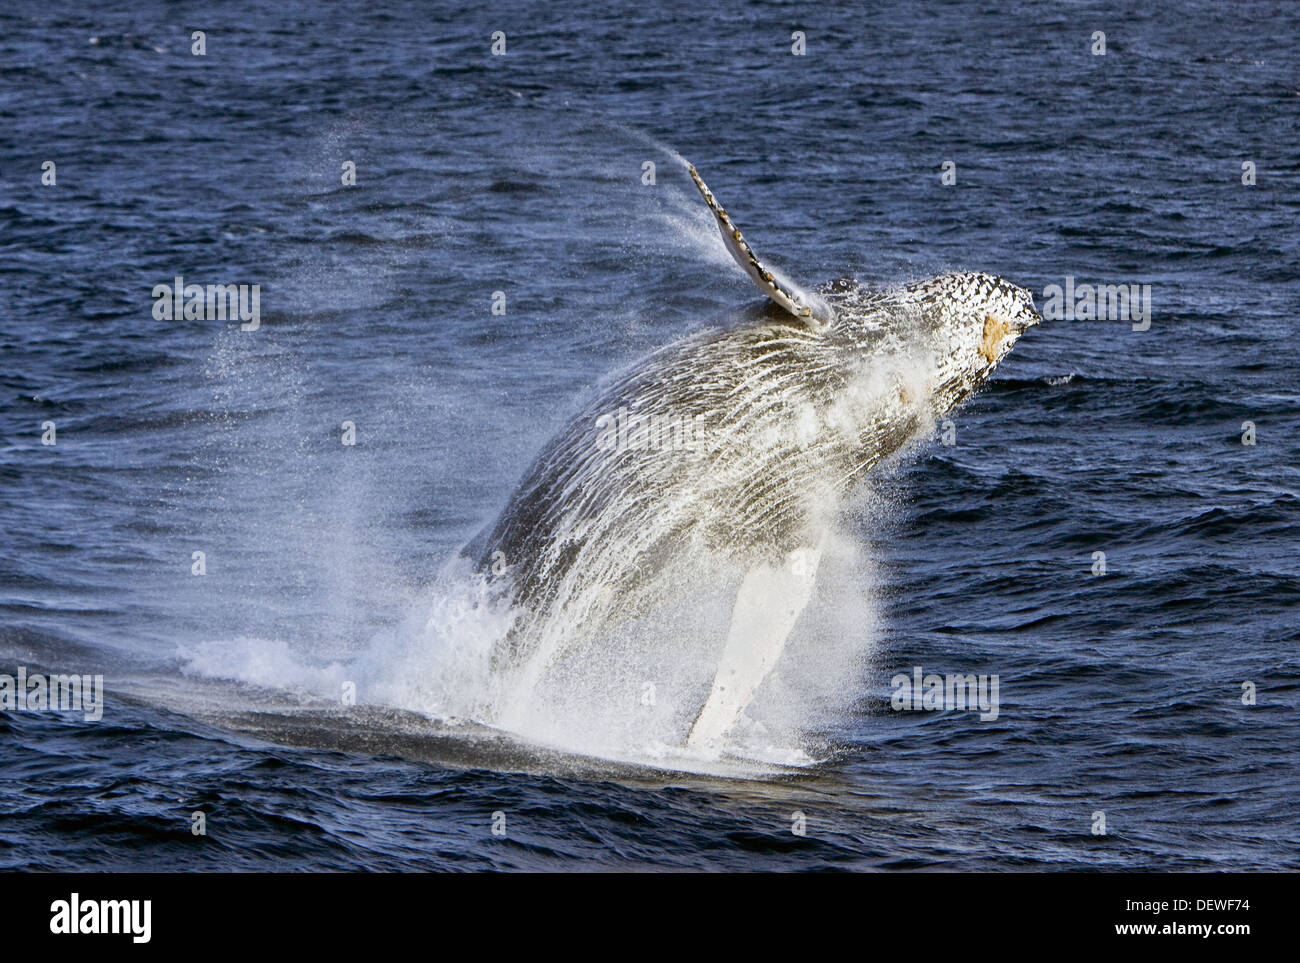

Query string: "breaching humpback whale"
[[471, 162, 1042, 750]]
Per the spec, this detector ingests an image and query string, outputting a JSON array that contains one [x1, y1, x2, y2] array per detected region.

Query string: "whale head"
[[901, 271, 1042, 405]]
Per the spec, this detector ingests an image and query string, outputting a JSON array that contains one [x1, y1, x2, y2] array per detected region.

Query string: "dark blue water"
[[2, 0, 1298, 870]]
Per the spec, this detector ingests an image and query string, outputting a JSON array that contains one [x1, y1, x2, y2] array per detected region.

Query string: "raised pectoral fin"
[[686, 545, 822, 749], [687, 164, 833, 329]]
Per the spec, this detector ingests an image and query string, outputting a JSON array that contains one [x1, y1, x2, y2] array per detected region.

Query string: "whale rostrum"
[[471, 161, 1044, 750]]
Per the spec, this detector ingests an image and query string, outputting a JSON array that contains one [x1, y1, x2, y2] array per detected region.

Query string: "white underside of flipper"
[[687, 164, 834, 329], [686, 544, 822, 750]]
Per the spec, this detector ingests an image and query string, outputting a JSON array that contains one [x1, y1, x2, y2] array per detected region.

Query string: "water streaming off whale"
[[167, 179, 923, 773]]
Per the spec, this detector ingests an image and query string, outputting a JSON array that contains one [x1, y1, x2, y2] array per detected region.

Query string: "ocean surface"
[[2, 0, 1298, 871]]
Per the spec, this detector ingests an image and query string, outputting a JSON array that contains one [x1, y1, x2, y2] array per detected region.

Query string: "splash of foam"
[[177, 516, 880, 772], [168, 126, 919, 775]]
